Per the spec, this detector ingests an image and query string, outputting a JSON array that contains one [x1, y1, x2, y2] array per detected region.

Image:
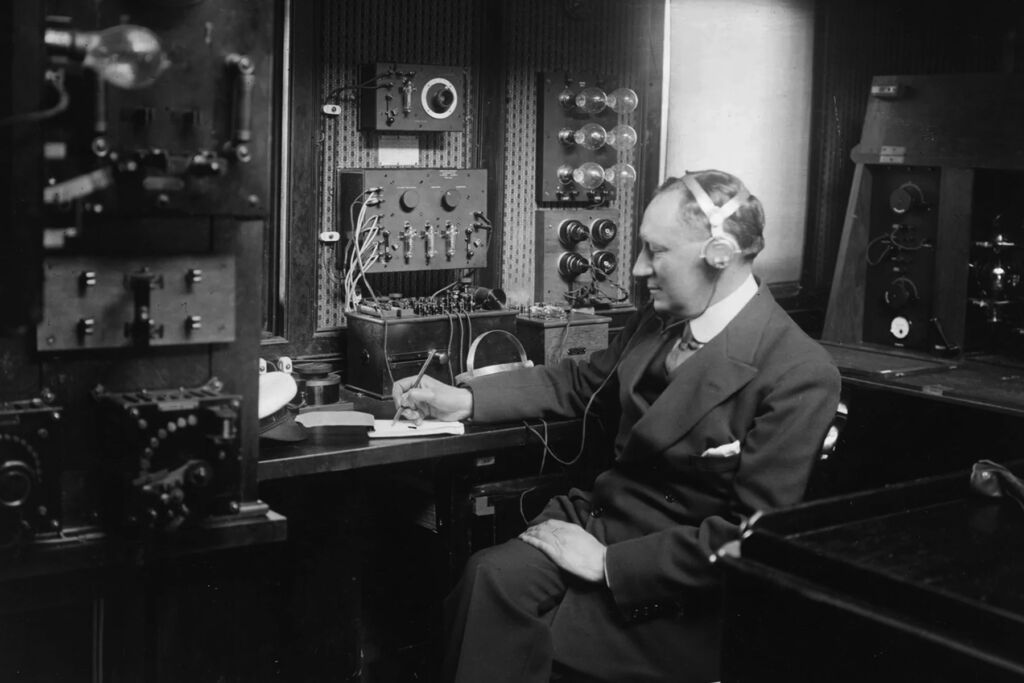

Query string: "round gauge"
[[889, 316, 911, 340]]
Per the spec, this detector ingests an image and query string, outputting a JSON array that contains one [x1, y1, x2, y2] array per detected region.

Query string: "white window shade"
[[664, 0, 815, 285]]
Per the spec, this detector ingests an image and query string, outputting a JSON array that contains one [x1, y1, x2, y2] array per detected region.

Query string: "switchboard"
[[337, 169, 490, 274]]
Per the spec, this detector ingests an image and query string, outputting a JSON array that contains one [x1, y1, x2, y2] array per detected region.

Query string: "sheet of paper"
[[369, 419, 465, 439], [295, 410, 375, 428]]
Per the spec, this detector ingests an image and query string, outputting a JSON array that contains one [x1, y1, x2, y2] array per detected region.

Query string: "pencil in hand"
[[392, 349, 437, 425]]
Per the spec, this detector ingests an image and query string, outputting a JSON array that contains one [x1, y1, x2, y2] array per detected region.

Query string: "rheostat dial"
[[591, 250, 617, 277], [557, 252, 590, 279], [884, 277, 918, 309], [889, 183, 925, 214], [558, 219, 589, 247], [590, 218, 617, 246], [0, 434, 40, 508]]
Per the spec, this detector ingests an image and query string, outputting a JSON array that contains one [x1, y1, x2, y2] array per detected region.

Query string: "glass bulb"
[[573, 162, 606, 190], [574, 86, 608, 114], [558, 87, 576, 110], [46, 24, 169, 89], [85, 25, 169, 89], [573, 123, 608, 151], [607, 124, 637, 152], [603, 163, 636, 188], [608, 87, 638, 114]]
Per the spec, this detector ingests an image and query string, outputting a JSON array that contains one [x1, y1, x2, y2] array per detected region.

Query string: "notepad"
[[369, 419, 465, 438]]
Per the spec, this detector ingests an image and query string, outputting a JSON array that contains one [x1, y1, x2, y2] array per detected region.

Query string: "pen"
[[392, 348, 437, 425]]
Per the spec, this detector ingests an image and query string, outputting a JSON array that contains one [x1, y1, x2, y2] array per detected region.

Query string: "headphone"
[[681, 174, 750, 270]]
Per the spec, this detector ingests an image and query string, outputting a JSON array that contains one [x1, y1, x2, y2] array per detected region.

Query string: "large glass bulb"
[[573, 123, 608, 150], [603, 163, 636, 188], [573, 162, 606, 190], [574, 86, 608, 114], [608, 87, 639, 114], [607, 124, 637, 152], [45, 24, 169, 89]]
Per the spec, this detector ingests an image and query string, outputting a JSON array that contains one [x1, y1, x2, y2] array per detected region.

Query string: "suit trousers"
[[443, 538, 566, 683], [442, 531, 722, 683]]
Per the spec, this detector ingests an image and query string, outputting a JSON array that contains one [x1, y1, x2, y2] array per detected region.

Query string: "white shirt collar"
[[689, 274, 758, 344]]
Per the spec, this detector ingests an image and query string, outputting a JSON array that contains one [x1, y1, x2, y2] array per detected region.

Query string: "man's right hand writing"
[[392, 374, 473, 424]]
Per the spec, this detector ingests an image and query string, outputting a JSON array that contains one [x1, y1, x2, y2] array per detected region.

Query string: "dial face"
[[890, 315, 911, 340]]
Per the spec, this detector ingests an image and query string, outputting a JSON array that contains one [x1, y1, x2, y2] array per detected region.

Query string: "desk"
[[719, 462, 1024, 682], [822, 341, 1024, 417], [259, 419, 585, 480], [806, 342, 1024, 498]]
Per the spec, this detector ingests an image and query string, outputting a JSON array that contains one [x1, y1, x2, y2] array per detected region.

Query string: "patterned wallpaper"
[[315, 0, 654, 330]]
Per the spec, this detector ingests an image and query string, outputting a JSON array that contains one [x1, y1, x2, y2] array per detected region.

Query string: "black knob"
[[0, 461, 34, 508], [890, 184, 924, 214], [400, 190, 419, 211], [884, 277, 918, 309], [441, 189, 460, 210], [558, 219, 589, 247], [185, 461, 214, 490], [590, 218, 617, 246], [557, 252, 589, 279], [592, 250, 618, 277], [429, 85, 454, 113]]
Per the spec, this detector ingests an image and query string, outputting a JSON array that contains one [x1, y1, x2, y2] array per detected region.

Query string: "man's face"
[[632, 188, 715, 319]]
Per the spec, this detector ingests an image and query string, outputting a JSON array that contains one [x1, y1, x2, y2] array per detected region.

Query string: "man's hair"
[[657, 170, 765, 259]]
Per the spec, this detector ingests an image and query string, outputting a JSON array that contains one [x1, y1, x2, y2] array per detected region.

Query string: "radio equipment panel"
[[0, 399, 64, 549], [94, 381, 242, 533]]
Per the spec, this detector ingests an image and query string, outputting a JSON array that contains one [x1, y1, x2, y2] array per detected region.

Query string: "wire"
[[0, 74, 69, 127], [382, 317, 395, 390], [430, 279, 460, 299], [554, 310, 574, 363], [522, 418, 561, 470], [445, 314, 456, 384], [342, 192, 384, 310], [464, 312, 474, 366], [518, 486, 539, 526], [456, 313, 465, 376], [324, 71, 394, 103]]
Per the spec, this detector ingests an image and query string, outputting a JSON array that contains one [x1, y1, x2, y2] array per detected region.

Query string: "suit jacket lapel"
[[620, 287, 774, 461]]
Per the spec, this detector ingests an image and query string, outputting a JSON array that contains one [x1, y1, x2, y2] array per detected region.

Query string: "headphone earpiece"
[[681, 174, 749, 271], [700, 228, 740, 270]]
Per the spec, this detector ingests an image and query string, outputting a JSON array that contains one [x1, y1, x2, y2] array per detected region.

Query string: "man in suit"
[[393, 169, 841, 683]]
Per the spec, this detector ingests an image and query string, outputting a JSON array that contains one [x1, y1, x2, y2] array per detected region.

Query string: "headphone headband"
[[681, 174, 750, 234], [681, 174, 750, 269]]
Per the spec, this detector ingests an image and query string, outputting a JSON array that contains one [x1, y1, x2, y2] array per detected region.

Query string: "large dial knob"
[[0, 460, 34, 508], [558, 219, 589, 247], [590, 218, 617, 246]]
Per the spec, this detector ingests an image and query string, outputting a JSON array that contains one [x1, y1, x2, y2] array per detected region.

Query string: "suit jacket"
[[464, 286, 841, 681]]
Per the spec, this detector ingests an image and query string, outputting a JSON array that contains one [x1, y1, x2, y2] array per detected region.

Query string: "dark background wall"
[[804, 0, 1024, 303]]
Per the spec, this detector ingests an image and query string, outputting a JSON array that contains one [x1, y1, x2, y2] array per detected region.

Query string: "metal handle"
[[224, 54, 255, 162], [455, 330, 533, 384]]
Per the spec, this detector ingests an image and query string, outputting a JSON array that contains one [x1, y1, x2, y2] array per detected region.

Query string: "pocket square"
[[700, 440, 741, 458]]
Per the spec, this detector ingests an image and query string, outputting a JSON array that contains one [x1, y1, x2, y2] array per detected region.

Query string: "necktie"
[[664, 323, 703, 374]]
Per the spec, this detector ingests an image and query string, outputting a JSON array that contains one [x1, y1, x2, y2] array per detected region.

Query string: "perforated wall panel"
[[315, 0, 649, 330]]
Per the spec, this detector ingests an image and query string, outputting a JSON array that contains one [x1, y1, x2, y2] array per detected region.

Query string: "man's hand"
[[518, 519, 606, 583], [392, 374, 473, 424]]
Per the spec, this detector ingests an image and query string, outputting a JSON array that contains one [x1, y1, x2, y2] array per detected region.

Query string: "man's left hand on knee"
[[518, 520, 607, 584]]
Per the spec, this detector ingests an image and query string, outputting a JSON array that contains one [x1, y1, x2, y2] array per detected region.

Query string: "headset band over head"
[[681, 174, 750, 269]]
